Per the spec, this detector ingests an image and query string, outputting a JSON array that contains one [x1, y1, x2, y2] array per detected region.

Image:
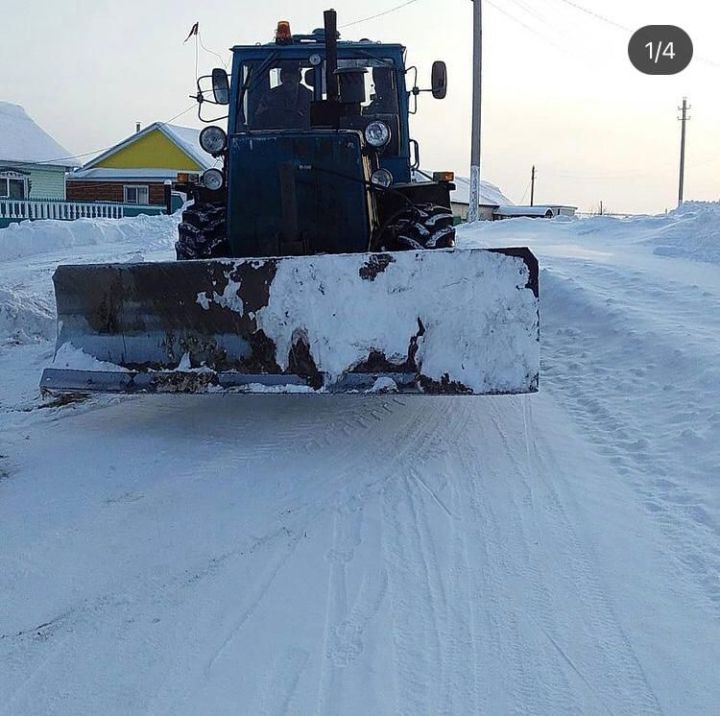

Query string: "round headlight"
[[364, 121, 391, 148], [371, 169, 393, 188], [199, 126, 227, 154], [202, 168, 224, 191]]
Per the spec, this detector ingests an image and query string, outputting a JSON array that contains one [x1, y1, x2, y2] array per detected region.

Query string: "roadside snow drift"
[[0, 213, 178, 262]]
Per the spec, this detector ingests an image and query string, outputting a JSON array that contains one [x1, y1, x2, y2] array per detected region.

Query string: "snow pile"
[[0, 286, 54, 344], [0, 212, 180, 262], [0, 101, 76, 166], [455, 201, 720, 267], [53, 343, 129, 372], [645, 202, 720, 265]]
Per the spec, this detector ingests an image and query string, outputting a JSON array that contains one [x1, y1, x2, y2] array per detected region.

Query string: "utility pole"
[[678, 97, 690, 205], [468, 0, 482, 223], [530, 165, 536, 206]]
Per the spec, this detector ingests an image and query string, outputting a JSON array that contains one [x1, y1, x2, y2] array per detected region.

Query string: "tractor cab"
[[228, 28, 413, 184]]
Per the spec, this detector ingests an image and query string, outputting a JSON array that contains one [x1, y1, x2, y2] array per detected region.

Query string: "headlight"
[[371, 169, 393, 188], [199, 126, 227, 154], [202, 168, 224, 191], [365, 121, 391, 148]]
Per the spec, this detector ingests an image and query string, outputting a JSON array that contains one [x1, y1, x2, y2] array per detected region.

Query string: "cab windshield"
[[237, 56, 399, 131]]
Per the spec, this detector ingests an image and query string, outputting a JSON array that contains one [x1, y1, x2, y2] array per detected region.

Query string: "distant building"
[[413, 171, 512, 221], [67, 123, 213, 207], [494, 204, 577, 220], [447, 175, 514, 221], [0, 101, 76, 201]]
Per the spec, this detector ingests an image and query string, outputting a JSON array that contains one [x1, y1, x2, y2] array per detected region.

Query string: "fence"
[[0, 199, 166, 228]]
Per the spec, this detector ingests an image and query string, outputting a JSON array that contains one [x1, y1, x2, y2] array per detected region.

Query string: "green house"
[[0, 102, 76, 201]]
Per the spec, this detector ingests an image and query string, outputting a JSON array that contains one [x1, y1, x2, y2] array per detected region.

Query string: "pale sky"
[[3, 0, 718, 214]]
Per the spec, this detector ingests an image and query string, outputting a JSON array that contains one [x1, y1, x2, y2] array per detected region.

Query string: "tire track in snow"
[[448, 398, 664, 714], [517, 401, 664, 715], [379, 401, 470, 714], [1, 394, 410, 715], [150, 396, 456, 714], [313, 398, 461, 715], [542, 266, 720, 611], [258, 647, 309, 716]]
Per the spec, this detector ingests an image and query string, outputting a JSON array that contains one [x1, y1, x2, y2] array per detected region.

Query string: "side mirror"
[[431, 61, 447, 100], [212, 68, 230, 105]]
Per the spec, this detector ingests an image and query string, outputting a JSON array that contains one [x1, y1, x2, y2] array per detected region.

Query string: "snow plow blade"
[[40, 248, 539, 396]]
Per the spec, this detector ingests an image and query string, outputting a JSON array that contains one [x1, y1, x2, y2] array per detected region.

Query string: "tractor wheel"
[[175, 202, 229, 260], [377, 203, 456, 252]]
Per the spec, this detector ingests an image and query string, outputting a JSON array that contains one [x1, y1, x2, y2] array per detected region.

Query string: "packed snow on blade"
[[40, 247, 539, 396]]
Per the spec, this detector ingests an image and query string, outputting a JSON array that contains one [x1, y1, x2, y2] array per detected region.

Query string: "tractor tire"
[[377, 203, 456, 252], [175, 202, 229, 260]]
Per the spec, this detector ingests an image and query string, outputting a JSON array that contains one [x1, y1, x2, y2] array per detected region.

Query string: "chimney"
[[135, 122, 141, 133]]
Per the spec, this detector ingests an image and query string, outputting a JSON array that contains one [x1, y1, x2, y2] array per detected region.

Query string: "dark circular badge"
[[629, 26, 693, 75]]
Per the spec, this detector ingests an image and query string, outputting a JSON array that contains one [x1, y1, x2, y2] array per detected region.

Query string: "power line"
[[339, 0, 420, 29], [552, 0, 628, 31], [506, 0, 557, 30], [551, 0, 720, 67], [485, 0, 585, 63], [519, 178, 532, 204], [198, 29, 228, 71]]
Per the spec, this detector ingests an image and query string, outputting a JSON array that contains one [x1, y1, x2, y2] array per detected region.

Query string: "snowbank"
[[0, 213, 179, 262], [647, 202, 720, 265], [0, 287, 54, 344], [457, 202, 720, 266]]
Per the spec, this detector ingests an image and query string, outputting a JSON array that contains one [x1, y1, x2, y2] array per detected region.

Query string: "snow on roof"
[[82, 122, 214, 172], [161, 124, 214, 170], [495, 205, 554, 217], [68, 167, 212, 182], [451, 176, 513, 207], [0, 102, 76, 167], [412, 170, 512, 207]]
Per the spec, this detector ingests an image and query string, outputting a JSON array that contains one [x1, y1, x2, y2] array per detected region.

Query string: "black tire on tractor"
[[175, 202, 229, 260], [376, 203, 456, 252]]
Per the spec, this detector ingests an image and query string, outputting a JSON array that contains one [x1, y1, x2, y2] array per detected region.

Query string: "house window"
[[124, 185, 149, 205], [0, 173, 28, 200]]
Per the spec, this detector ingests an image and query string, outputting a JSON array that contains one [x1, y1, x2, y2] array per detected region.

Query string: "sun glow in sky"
[[3, 0, 718, 214]]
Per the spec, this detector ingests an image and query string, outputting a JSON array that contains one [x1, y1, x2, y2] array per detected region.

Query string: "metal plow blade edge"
[[40, 247, 539, 396]]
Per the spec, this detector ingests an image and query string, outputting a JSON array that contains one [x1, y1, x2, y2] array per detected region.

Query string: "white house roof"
[[67, 167, 212, 182], [80, 122, 213, 173], [412, 170, 512, 207], [0, 101, 76, 167], [450, 176, 513, 207], [495, 205, 554, 217], [162, 124, 213, 169]]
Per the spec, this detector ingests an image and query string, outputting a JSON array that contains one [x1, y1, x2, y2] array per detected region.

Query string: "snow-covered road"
[[1, 208, 719, 714]]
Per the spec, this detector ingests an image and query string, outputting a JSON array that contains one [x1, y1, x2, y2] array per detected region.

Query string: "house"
[[416, 171, 578, 221], [0, 102, 76, 201], [413, 170, 513, 221], [447, 175, 514, 221], [494, 204, 577, 220], [67, 122, 214, 207]]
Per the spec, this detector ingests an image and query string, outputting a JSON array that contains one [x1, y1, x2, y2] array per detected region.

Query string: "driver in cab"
[[254, 64, 312, 130]]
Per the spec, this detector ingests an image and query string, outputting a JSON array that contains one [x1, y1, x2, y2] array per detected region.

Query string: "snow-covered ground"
[[1, 206, 719, 714]]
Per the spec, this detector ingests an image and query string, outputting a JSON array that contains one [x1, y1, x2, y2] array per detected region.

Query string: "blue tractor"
[[42, 10, 540, 396]]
